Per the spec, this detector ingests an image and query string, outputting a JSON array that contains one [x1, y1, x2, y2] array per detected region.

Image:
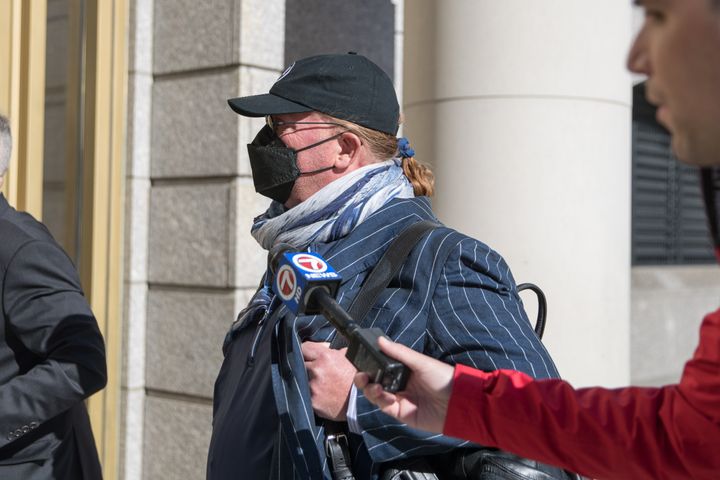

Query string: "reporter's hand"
[[353, 336, 454, 434], [302, 341, 354, 421]]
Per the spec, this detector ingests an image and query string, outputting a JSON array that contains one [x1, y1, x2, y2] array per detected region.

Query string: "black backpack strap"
[[330, 219, 440, 349], [324, 219, 441, 479], [516, 283, 547, 339], [322, 220, 568, 480], [324, 426, 355, 480]]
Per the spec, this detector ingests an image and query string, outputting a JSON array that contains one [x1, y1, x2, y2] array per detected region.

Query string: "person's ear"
[[335, 131, 363, 170]]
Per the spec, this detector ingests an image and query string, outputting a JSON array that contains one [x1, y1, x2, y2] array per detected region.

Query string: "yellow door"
[[0, 1, 127, 478]]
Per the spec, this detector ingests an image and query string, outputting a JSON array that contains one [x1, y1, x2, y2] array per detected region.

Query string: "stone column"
[[122, 1, 153, 478], [123, 1, 284, 478], [404, 1, 633, 386]]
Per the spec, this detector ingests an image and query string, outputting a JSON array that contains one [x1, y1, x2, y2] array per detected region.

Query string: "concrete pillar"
[[123, 0, 283, 478], [404, 1, 633, 386]]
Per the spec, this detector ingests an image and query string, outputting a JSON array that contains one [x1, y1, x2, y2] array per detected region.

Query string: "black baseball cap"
[[228, 53, 399, 135]]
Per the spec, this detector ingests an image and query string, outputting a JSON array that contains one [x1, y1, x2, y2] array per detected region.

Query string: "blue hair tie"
[[397, 137, 415, 158]]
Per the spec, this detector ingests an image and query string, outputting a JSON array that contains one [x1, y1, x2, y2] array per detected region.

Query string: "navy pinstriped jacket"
[[207, 196, 559, 480]]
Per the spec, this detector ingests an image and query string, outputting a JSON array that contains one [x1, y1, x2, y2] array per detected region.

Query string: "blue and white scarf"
[[251, 158, 414, 250]]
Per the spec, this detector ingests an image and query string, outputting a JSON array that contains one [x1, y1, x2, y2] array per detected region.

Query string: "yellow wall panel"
[[1, 1, 127, 478], [0, 0, 46, 213]]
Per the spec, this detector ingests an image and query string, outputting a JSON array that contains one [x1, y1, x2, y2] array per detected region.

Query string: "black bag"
[[325, 221, 581, 480], [380, 449, 582, 480]]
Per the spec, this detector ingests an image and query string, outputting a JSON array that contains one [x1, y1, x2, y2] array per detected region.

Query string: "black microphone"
[[269, 247, 409, 392]]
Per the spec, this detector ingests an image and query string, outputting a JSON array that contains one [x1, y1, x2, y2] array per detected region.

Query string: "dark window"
[[284, 0, 395, 81], [631, 82, 714, 265]]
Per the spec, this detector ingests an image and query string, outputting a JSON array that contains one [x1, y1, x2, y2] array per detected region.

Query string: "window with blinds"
[[631, 82, 714, 265]]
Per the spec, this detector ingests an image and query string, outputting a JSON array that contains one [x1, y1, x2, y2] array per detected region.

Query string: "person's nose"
[[627, 26, 650, 75]]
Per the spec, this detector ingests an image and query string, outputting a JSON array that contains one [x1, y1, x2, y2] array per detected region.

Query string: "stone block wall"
[[123, 2, 719, 478], [630, 266, 720, 386], [123, 0, 283, 478], [122, 1, 399, 478]]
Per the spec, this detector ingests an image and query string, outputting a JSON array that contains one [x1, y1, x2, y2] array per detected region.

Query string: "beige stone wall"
[[119, 2, 720, 478], [403, 0, 634, 388], [631, 266, 720, 386]]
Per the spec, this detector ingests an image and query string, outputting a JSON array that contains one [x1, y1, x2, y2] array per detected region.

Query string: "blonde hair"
[[326, 115, 435, 197]]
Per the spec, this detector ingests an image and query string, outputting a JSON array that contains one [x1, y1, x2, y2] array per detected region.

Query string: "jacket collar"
[[0, 193, 9, 219], [700, 167, 720, 263], [314, 196, 438, 281]]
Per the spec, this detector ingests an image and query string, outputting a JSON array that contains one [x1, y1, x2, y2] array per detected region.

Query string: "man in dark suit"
[[0, 114, 107, 479]]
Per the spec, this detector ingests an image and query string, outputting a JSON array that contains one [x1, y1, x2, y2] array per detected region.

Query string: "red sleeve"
[[443, 309, 720, 480]]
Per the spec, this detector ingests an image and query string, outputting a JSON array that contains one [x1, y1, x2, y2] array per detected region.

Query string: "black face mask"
[[247, 125, 345, 204]]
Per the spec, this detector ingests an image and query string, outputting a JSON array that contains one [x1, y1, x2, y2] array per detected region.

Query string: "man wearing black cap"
[[206, 53, 566, 480]]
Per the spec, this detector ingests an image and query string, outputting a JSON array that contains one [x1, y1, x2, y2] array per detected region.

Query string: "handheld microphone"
[[269, 245, 409, 393]]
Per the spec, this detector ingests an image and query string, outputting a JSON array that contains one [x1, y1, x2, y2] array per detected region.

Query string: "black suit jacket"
[[0, 194, 106, 479]]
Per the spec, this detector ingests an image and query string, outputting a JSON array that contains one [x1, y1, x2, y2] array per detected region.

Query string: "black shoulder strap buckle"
[[325, 430, 355, 480]]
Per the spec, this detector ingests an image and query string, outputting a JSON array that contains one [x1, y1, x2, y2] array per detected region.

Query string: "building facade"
[[1, 1, 717, 478]]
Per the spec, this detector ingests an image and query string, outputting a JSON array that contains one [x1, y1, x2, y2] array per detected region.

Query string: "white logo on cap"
[[276, 62, 295, 83]]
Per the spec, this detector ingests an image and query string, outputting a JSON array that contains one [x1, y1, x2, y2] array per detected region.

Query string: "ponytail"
[[324, 115, 436, 197]]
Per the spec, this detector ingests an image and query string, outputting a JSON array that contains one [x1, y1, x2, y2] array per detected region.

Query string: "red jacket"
[[444, 307, 720, 479]]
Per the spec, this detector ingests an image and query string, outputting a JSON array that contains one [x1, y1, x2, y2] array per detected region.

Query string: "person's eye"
[[275, 123, 293, 134], [644, 8, 666, 23]]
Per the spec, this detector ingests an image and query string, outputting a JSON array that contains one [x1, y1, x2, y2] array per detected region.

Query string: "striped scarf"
[[251, 158, 414, 251]]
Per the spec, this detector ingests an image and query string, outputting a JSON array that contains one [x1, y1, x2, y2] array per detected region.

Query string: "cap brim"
[[227, 93, 313, 117]]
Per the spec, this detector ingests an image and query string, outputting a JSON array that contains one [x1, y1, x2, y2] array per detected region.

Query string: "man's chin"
[[656, 106, 672, 131], [672, 135, 720, 168]]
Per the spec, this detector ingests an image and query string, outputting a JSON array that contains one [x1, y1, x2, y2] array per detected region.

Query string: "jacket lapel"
[[269, 196, 438, 479], [317, 197, 437, 281], [0, 194, 10, 220]]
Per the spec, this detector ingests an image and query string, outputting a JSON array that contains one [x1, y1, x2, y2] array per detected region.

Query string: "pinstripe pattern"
[[265, 196, 559, 479]]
